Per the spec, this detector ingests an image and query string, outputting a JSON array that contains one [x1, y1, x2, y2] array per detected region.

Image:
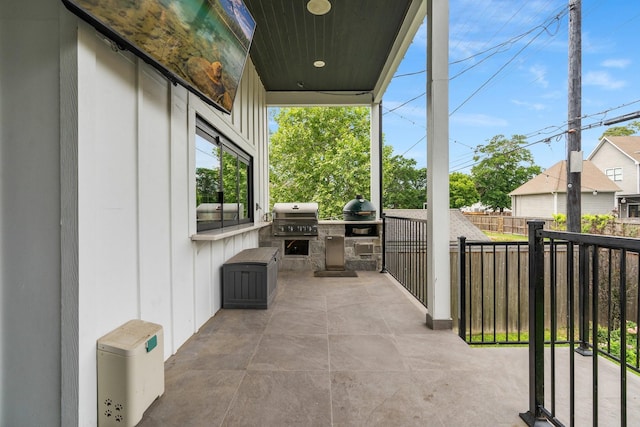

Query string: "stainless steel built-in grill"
[[272, 202, 319, 236]]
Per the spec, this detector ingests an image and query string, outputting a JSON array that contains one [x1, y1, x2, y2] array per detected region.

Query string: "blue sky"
[[382, 0, 640, 173]]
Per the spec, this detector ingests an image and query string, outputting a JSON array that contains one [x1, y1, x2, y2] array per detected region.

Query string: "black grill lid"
[[343, 195, 376, 220]]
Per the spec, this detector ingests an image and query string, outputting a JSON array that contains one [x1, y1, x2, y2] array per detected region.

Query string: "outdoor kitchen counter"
[[318, 220, 381, 225], [191, 222, 271, 241], [259, 220, 383, 271]]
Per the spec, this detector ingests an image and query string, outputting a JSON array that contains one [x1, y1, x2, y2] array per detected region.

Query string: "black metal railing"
[[458, 237, 533, 344], [521, 220, 640, 427], [384, 214, 640, 425], [457, 237, 579, 346], [382, 214, 428, 308]]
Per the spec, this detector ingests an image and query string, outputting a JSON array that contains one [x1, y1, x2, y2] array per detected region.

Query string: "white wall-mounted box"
[[97, 320, 164, 426]]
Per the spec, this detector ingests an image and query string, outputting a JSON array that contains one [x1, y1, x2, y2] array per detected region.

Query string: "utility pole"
[[567, 0, 582, 233]]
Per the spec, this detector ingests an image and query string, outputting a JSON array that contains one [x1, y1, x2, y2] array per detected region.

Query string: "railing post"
[[576, 244, 593, 355], [458, 236, 467, 341], [520, 221, 549, 426], [380, 213, 387, 273]]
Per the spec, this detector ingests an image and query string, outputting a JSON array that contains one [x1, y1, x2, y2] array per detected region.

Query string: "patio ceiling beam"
[[371, 0, 427, 104], [265, 91, 375, 106]]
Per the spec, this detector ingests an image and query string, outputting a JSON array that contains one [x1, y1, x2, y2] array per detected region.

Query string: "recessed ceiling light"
[[313, 60, 326, 68], [307, 0, 331, 16]]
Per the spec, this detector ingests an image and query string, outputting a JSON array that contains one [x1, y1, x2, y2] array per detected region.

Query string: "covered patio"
[[139, 270, 525, 426], [138, 269, 640, 426]]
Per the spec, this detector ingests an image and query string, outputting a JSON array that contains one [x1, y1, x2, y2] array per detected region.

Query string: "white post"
[[370, 103, 382, 218], [426, 0, 451, 329]]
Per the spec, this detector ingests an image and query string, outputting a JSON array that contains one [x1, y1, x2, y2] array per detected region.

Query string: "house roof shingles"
[[509, 160, 621, 196], [383, 209, 490, 242]]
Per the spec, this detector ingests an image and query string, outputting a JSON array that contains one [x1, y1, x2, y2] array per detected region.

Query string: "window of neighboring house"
[[195, 117, 252, 232], [606, 167, 623, 181]]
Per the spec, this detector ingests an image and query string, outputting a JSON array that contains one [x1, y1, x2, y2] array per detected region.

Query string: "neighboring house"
[[588, 135, 640, 217], [460, 201, 511, 214], [510, 160, 620, 218]]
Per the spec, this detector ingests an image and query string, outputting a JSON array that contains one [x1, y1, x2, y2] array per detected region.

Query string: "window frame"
[[605, 167, 623, 182], [195, 116, 253, 232]]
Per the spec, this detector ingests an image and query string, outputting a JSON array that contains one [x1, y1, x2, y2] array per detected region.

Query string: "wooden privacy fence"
[[457, 238, 640, 344], [387, 239, 640, 341], [465, 214, 640, 237], [463, 214, 554, 235]]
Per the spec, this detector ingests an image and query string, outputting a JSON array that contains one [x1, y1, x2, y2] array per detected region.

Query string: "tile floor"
[[139, 270, 639, 426]]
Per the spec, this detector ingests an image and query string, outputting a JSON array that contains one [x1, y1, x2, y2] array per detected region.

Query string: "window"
[[606, 167, 623, 181], [195, 117, 253, 232]]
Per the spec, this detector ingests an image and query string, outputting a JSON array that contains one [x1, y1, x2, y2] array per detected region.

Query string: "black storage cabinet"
[[222, 247, 279, 309]]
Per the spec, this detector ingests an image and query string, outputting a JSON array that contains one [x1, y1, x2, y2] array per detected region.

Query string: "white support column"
[[426, 0, 451, 329], [370, 103, 382, 217]]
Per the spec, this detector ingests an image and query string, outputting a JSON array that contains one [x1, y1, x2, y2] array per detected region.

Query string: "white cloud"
[[411, 20, 427, 48], [452, 113, 508, 127], [540, 90, 564, 100], [583, 71, 626, 89], [511, 99, 546, 111], [529, 64, 549, 88], [601, 58, 631, 69]]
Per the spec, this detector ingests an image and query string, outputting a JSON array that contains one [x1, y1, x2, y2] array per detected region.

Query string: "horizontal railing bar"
[[541, 230, 640, 251]]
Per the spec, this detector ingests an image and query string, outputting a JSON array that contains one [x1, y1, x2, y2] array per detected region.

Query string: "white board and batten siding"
[[70, 23, 269, 425]]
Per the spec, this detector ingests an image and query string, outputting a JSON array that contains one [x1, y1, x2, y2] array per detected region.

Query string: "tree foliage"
[[383, 146, 427, 209], [600, 121, 640, 138], [270, 107, 372, 219], [196, 167, 219, 204], [449, 172, 479, 209], [471, 134, 541, 212], [269, 107, 427, 218]]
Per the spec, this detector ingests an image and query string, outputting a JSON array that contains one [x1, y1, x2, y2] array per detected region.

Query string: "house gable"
[[588, 136, 640, 194]]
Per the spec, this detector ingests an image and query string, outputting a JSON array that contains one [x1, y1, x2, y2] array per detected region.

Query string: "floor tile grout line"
[[217, 370, 247, 427], [324, 293, 335, 427]]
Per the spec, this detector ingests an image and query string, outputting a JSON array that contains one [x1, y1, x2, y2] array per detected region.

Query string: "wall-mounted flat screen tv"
[[61, 0, 255, 114]]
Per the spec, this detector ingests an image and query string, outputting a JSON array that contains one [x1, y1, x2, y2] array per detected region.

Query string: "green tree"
[[449, 172, 479, 209], [471, 134, 541, 212], [383, 146, 427, 209], [600, 120, 640, 138], [270, 107, 372, 219], [269, 107, 427, 217], [196, 167, 219, 204]]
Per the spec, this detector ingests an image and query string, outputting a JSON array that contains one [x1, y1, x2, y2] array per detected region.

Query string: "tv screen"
[[62, 0, 256, 114]]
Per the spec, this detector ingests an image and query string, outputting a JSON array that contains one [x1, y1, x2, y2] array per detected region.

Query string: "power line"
[[450, 8, 567, 115], [387, 7, 568, 118], [449, 109, 640, 173], [385, 92, 426, 114], [393, 8, 564, 80], [399, 135, 426, 158]]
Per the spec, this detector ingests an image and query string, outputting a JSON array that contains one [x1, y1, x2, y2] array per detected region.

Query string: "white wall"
[[582, 192, 616, 215], [0, 2, 62, 425], [66, 23, 269, 425], [512, 194, 554, 217], [1, 4, 269, 424]]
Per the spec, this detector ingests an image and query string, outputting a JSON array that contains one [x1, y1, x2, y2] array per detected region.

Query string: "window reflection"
[[196, 118, 252, 232]]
